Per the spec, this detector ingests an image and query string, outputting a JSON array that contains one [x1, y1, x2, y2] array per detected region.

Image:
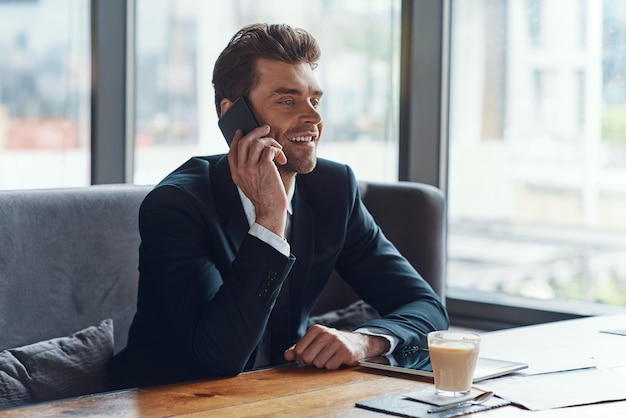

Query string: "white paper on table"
[[516, 354, 596, 375], [474, 367, 626, 411], [505, 345, 597, 376]]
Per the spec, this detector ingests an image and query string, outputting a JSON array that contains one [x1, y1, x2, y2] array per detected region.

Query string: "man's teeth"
[[289, 136, 312, 142]]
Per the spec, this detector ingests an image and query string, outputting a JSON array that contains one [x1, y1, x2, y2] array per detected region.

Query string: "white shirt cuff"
[[354, 326, 400, 355], [249, 222, 290, 257]]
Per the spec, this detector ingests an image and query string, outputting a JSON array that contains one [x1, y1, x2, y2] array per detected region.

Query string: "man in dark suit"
[[110, 23, 448, 389]]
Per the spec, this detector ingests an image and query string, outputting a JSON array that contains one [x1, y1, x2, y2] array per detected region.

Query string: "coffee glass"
[[428, 330, 481, 397]]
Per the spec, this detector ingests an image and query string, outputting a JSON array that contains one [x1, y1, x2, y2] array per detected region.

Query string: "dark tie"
[[269, 211, 293, 365], [252, 212, 293, 368], [269, 276, 291, 365]]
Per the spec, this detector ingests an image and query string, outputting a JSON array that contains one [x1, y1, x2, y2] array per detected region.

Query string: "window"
[[0, 0, 90, 190], [448, 0, 626, 307], [133, 0, 401, 185]]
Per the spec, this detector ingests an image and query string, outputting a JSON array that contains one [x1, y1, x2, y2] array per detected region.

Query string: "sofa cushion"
[[0, 319, 114, 409], [308, 300, 381, 330]]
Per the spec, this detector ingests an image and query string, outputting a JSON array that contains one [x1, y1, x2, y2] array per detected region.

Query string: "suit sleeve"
[[138, 185, 295, 376], [334, 170, 449, 351]]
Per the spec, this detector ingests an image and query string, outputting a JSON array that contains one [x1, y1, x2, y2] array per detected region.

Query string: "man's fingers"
[[310, 345, 338, 369], [284, 345, 297, 361], [285, 325, 352, 368], [239, 138, 284, 166], [259, 143, 286, 166], [321, 351, 345, 370], [293, 330, 324, 364], [284, 325, 322, 364], [273, 147, 287, 165], [229, 125, 271, 158]]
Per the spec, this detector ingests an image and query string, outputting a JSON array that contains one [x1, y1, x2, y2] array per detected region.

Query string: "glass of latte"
[[428, 330, 481, 397]]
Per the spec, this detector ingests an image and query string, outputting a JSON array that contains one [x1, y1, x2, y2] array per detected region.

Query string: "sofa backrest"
[[311, 180, 446, 315], [362, 181, 446, 298], [0, 185, 152, 353]]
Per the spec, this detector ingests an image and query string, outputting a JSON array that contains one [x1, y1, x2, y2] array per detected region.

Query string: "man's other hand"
[[284, 324, 390, 369]]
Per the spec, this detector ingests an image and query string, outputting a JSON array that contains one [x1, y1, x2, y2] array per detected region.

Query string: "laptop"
[[358, 348, 528, 382]]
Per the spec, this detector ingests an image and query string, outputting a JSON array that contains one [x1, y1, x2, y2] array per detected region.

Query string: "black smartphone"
[[218, 96, 260, 146]]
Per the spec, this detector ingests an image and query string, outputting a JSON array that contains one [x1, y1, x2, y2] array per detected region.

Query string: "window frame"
[[90, 0, 134, 184]]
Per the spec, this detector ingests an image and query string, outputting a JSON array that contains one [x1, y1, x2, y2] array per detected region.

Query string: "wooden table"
[[2, 314, 626, 417]]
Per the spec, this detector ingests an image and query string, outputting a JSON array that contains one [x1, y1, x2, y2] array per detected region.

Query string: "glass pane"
[[0, 0, 90, 190], [133, 0, 400, 185], [448, 0, 626, 306]]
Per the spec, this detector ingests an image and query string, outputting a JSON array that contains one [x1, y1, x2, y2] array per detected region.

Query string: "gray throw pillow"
[[0, 319, 114, 410], [308, 300, 381, 330]]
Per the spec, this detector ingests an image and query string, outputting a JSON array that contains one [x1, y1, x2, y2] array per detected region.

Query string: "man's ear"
[[219, 98, 235, 117]]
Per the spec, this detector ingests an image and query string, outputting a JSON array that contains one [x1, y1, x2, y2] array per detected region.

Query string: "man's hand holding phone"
[[223, 102, 288, 239]]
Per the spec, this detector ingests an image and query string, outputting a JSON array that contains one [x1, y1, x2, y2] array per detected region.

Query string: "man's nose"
[[301, 103, 322, 125]]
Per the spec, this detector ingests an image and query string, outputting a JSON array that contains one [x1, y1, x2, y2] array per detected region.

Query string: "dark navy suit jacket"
[[110, 155, 448, 388]]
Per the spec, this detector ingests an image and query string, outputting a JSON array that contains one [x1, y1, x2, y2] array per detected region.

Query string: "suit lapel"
[[265, 183, 317, 361], [211, 157, 249, 255], [287, 183, 317, 322]]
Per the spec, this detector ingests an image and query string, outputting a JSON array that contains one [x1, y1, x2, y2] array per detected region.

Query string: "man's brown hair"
[[212, 23, 321, 116]]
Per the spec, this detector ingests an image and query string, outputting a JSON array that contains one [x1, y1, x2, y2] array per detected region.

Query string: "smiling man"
[[109, 23, 448, 389]]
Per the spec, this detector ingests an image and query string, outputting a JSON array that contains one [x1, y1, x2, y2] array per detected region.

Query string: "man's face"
[[248, 59, 324, 175]]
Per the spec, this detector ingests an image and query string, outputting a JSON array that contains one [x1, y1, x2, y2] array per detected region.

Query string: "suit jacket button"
[[258, 272, 278, 297]]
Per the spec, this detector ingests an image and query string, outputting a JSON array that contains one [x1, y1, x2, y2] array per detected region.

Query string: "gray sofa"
[[0, 180, 445, 408]]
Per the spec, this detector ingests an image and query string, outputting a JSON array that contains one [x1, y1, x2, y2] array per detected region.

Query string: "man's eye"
[[311, 99, 321, 108], [282, 99, 295, 105]]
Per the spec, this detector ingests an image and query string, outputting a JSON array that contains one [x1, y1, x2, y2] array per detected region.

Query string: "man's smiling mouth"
[[289, 136, 314, 142]]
